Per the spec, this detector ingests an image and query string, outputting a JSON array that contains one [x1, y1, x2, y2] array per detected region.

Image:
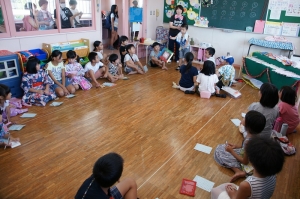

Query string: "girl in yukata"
[[21, 56, 56, 106], [65, 50, 92, 90]]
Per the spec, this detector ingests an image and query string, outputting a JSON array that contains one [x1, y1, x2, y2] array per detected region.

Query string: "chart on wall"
[[200, 0, 268, 31], [163, 0, 201, 26]]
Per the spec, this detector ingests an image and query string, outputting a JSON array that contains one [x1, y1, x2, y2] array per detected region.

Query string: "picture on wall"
[[163, 0, 201, 26]]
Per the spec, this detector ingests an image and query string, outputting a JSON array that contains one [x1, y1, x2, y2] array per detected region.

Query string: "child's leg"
[[65, 79, 76, 94], [230, 168, 246, 182], [95, 67, 106, 78], [55, 87, 65, 97], [86, 70, 101, 87], [107, 73, 118, 83], [114, 178, 137, 199]]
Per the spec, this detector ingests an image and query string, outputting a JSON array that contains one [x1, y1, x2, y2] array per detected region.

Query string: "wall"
[[101, 0, 115, 13], [146, 0, 164, 39], [0, 2, 102, 52]]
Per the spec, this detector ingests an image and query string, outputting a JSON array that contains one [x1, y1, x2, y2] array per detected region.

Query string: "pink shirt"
[[278, 101, 300, 133], [22, 15, 38, 31]]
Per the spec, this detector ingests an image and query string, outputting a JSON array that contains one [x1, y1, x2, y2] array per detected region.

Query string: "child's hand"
[[44, 89, 50, 95], [225, 184, 238, 198], [37, 90, 44, 95], [63, 88, 70, 96], [225, 144, 234, 153]]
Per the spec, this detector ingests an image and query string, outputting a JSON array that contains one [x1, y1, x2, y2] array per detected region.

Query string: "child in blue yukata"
[[216, 56, 235, 91], [149, 42, 168, 70], [169, 24, 190, 70]]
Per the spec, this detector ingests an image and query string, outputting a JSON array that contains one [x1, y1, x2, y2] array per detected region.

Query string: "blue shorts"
[[110, 186, 122, 199], [124, 66, 134, 73], [110, 27, 118, 31], [51, 79, 72, 90], [179, 48, 190, 59]]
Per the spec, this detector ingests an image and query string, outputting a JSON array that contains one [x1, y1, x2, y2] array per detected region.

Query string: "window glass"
[[10, 0, 55, 31], [56, 0, 92, 29], [0, 4, 7, 33]]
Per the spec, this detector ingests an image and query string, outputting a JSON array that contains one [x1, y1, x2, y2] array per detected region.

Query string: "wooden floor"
[[0, 59, 299, 199]]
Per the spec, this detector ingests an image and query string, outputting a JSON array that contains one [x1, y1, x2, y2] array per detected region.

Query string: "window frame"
[[0, 0, 12, 38], [2, 0, 96, 38]]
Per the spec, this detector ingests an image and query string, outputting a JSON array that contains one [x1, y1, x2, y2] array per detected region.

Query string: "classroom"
[[0, 0, 300, 198]]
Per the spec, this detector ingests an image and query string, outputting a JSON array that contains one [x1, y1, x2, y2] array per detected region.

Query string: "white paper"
[[264, 22, 282, 35], [241, 113, 246, 118], [221, 87, 242, 98], [8, 125, 25, 131], [282, 23, 300, 37], [11, 141, 21, 148], [102, 82, 116, 87], [286, 0, 300, 17], [20, 113, 37, 118], [193, 175, 215, 192], [268, 0, 289, 10], [66, 94, 76, 98], [50, 102, 63, 106], [231, 119, 241, 127], [270, 9, 281, 20], [132, 22, 140, 32], [194, 143, 212, 154]]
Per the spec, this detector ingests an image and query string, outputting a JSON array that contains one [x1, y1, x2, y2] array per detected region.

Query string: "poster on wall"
[[163, 0, 201, 26], [129, 7, 143, 22]]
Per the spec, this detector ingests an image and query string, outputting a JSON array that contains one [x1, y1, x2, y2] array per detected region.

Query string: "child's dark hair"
[[174, 5, 184, 14], [93, 152, 124, 188], [0, 87, 6, 108], [120, 36, 128, 44], [66, 50, 77, 59], [260, 83, 279, 108], [26, 56, 40, 74], [93, 41, 102, 51], [108, 54, 118, 63], [245, 110, 266, 135], [69, 0, 77, 5], [88, 52, 98, 62], [184, 52, 194, 74], [110, 4, 118, 18], [201, 60, 215, 76], [181, 24, 188, 30], [48, 50, 62, 62], [280, 86, 296, 106], [206, 47, 215, 56], [0, 84, 11, 96], [126, 44, 135, 52], [246, 136, 284, 177], [152, 42, 160, 48]]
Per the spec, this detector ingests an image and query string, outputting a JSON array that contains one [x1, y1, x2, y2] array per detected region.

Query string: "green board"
[[163, 0, 201, 26], [266, 10, 300, 37], [200, 0, 268, 31]]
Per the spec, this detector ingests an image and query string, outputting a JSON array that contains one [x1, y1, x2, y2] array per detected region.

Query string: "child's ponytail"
[[184, 52, 194, 73], [48, 50, 62, 63]]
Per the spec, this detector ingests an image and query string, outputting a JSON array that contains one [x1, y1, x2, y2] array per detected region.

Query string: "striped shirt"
[[245, 175, 276, 199]]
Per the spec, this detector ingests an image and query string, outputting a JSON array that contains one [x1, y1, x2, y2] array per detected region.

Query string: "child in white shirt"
[[69, 0, 83, 27], [170, 24, 190, 70], [196, 60, 219, 95], [124, 44, 146, 75], [205, 47, 216, 66]]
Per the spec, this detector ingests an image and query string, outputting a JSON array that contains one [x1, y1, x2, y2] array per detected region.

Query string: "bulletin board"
[[163, 0, 201, 26], [129, 7, 143, 22]]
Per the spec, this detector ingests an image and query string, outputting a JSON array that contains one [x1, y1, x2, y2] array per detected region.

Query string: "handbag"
[[200, 75, 211, 99]]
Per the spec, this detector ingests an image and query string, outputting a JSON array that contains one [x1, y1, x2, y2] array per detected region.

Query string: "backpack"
[[105, 12, 111, 29], [274, 136, 296, 156]]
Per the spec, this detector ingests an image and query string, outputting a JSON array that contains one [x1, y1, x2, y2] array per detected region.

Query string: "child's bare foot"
[[230, 171, 246, 182], [95, 83, 101, 88], [137, 69, 144, 74], [162, 66, 168, 70], [118, 74, 124, 79], [128, 71, 137, 75]]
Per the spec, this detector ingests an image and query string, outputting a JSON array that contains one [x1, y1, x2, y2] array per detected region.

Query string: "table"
[[247, 38, 294, 58]]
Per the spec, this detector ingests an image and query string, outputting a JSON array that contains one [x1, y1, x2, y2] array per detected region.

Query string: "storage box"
[[28, 49, 48, 60]]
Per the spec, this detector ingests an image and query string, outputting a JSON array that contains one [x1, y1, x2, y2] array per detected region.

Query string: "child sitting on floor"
[[211, 136, 285, 199], [108, 54, 125, 80], [214, 111, 266, 182], [46, 50, 76, 97], [247, 83, 279, 138], [0, 84, 27, 123], [169, 24, 190, 70], [124, 44, 146, 75], [149, 42, 168, 70], [216, 56, 235, 91], [93, 40, 109, 65], [278, 86, 299, 134], [172, 52, 198, 94], [119, 36, 128, 66], [205, 47, 216, 66], [21, 56, 56, 106], [75, 152, 138, 199], [65, 50, 92, 90], [0, 87, 19, 148]]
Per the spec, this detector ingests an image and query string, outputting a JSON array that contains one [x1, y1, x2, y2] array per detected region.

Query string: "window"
[[2, 0, 95, 37], [0, 1, 11, 38]]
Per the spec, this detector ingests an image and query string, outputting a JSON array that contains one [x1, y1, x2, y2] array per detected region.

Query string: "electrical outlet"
[[150, 11, 152, 15]]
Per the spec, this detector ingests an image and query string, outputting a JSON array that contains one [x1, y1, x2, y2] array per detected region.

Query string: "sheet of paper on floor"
[[8, 125, 25, 131], [194, 143, 212, 154], [241, 113, 246, 118], [193, 175, 215, 192], [20, 113, 37, 118], [231, 119, 241, 127]]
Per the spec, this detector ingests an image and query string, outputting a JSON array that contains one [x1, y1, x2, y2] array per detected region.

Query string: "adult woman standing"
[[108, 5, 119, 50], [36, 0, 54, 30], [21, 3, 39, 31], [168, 5, 187, 66]]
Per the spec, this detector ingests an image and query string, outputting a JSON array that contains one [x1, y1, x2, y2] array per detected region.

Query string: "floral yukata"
[[65, 62, 92, 90], [21, 69, 56, 106]]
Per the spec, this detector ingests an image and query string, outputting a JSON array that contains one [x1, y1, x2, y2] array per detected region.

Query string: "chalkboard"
[[200, 0, 268, 31], [267, 10, 300, 37]]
